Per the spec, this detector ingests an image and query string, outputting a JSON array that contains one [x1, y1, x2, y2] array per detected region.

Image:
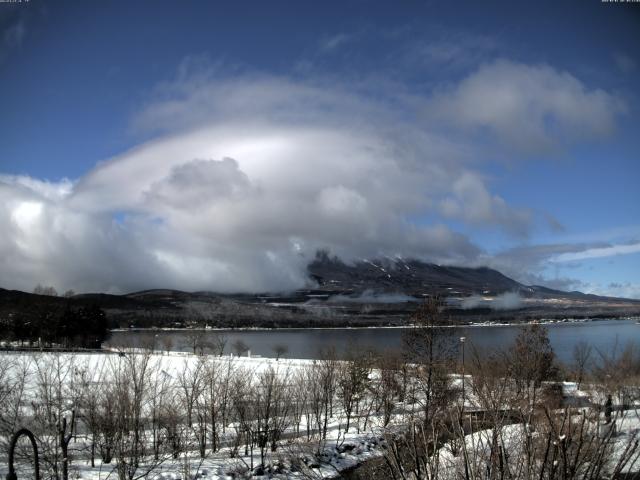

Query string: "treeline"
[[110, 312, 402, 330], [0, 302, 108, 348]]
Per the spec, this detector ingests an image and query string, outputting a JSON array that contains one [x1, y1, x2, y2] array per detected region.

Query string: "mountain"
[[307, 252, 524, 296], [306, 253, 636, 303], [1, 255, 639, 330]]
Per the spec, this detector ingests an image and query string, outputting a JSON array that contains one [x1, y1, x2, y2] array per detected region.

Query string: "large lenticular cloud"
[[0, 61, 624, 293]]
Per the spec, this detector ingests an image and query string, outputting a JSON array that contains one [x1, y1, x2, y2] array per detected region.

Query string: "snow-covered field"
[[0, 350, 638, 479], [0, 351, 398, 479]]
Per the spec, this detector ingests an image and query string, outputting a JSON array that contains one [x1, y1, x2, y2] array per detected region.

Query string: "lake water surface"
[[106, 318, 640, 364]]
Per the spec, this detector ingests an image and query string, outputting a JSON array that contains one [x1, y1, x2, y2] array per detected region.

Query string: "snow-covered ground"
[[0, 350, 638, 479], [0, 351, 396, 479], [435, 410, 640, 479]]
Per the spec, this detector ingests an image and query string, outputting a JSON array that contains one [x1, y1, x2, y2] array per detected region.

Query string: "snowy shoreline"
[[110, 315, 639, 333]]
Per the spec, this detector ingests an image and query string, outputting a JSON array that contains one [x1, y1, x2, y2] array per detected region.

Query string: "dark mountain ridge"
[[1, 256, 639, 330], [308, 254, 525, 297], [306, 254, 636, 303]]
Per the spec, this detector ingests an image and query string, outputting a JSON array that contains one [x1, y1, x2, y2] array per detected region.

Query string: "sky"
[[0, 0, 639, 297]]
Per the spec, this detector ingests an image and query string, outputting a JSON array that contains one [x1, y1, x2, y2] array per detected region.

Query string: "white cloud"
[[575, 281, 640, 300], [317, 185, 368, 218], [551, 242, 640, 262], [459, 291, 522, 310], [428, 60, 625, 152], [1, 18, 26, 64], [11, 201, 43, 231], [145, 157, 253, 210], [613, 52, 636, 74], [3, 19, 25, 49], [0, 59, 627, 293], [319, 33, 352, 52], [478, 239, 640, 297], [406, 31, 498, 71], [440, 171, 531, 236], [0, 83, 485, 292], [0, 177, 169, 294]]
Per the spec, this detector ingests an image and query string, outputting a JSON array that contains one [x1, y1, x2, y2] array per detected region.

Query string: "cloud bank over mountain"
[[0, 59, 634, 295]]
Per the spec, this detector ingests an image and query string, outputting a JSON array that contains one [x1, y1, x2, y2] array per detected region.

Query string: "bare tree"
[[161, 335, 174, 354], [176, 358, 208, 478], [146, 361, 172, 461], [509, 324, 557, 417], [109, 351, 167, 480], [202, 357, 221, 452], [291, 368, 310, 438], [304, 347, 339, 450], [230, 370, 252, 459], [177, 359, 203, 430], [337, 347, 371, 433], [59, 410, 75, 480], [0, 355, 30, 464], [273, 344, 288, 361], [192, 358, 210, 458], [33, 284, 58, 296], [403, 297, 457, 426], [252, 365, 292, 472], [233, 339, 249, 356], [77, 358, 109, 468], [217, 356, 236, 437], [185, 331, 203, 355], [31, 354, 81, 480], [211, 332, 228, 356], [96, 383, 118, 464], [593, 340, 640, 408], [372, 349, 404, 427], [572, 340, 593, 388], [159, 392, 184, 460]]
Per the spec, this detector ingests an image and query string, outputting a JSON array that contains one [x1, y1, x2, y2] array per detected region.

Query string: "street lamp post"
[[459, 336, 469, 480], [460, 336, 466, 412]]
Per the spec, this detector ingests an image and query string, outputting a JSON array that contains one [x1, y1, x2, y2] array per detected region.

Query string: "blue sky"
[[0, 0, 639, 296]]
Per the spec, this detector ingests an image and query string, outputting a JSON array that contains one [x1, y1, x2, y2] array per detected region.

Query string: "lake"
[[105, 318, 640, 364]]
